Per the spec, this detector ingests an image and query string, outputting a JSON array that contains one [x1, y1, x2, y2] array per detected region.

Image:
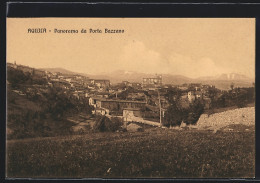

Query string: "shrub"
[[164, 99, 204, 127], [93, 116, 123, 132]]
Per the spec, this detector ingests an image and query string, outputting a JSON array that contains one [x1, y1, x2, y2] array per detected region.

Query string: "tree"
[[183, 99, 204, 125], [235, 89, 248, 108], [207, 86, 219, 109], [43, 87, 74, 120], [80, 98, 94, 114], [230, 83, 234, 91], [7, 68, 31, 88], [165, 87, 182, 104], [163, 97, 205, 127], [163, 102, 183, 127]]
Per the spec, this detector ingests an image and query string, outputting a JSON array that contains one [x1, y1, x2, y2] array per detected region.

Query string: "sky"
[[7, 18, 255, 78]]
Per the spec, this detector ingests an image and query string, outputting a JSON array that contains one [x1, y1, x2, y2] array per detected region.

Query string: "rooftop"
[[90, 97, 146, 104], [123, 108, 141, 111]]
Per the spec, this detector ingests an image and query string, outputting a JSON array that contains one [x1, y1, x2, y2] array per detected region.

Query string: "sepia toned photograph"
[[6, 18, 255, 178]]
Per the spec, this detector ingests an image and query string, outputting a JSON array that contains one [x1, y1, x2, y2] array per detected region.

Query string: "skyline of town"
[[7, 60, 255, 120]]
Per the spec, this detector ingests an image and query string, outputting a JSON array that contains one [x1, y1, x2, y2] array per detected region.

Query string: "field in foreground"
[[6, 127, 255, 178]]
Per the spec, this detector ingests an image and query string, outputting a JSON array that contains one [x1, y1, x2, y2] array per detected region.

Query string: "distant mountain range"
[[40, 68, 254, 90], [197, 73, 252, 81]]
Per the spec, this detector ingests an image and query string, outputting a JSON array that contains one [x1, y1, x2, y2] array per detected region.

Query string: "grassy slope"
[[7, 88, 77, 139], [7, 89, 42, 114], [6, 128, 255, 178]]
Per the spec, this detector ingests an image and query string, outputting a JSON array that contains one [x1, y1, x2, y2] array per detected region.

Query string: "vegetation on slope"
[[7, 67, 93, 139]]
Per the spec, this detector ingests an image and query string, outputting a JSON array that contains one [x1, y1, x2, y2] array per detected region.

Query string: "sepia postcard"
[[6, 18, 255, 179]]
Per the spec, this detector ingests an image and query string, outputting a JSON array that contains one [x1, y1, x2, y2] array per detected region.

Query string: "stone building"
[[188, 91, 203, 102], [89, 97, 146, 114], [33, 69, 46, 77], [123, 108, 142, 120], [90, 79, 110, 88], [143, 74, 162, 88]]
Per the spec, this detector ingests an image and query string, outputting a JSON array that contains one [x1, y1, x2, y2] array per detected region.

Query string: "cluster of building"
[[7, 62, 112, 100], [8, 62, 216, 122]]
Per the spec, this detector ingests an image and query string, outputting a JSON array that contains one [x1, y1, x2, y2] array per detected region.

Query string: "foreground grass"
[[6, 128, 255, 178]]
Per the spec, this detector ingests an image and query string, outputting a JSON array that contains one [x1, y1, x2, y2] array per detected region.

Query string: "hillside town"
[[7, 62, 255, 128]]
